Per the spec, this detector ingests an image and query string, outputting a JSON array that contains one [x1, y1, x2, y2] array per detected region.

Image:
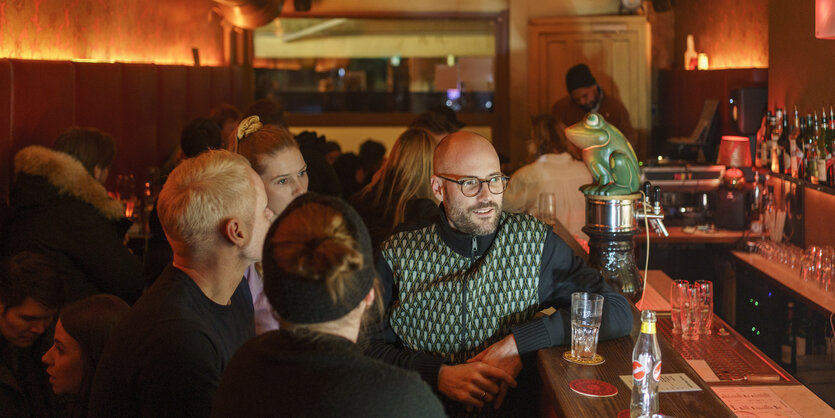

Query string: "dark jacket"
[[367, 207, 632, 389], [7, 146, 145, 304], [0, 331, 59, 418], [212, 329, 446, 418]]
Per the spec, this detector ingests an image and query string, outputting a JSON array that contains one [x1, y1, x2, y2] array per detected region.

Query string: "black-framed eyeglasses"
[[437, 175, 510, 197]]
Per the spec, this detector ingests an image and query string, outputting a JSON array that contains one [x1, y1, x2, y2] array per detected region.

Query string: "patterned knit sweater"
[[383, 212, 546, 362], [367, 208, 632, 391]]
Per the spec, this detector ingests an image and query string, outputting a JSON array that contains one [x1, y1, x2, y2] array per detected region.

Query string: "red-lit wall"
[[769, 0, 835, 112], [674, 0, 768, 69], [0, 0, 224, 65]]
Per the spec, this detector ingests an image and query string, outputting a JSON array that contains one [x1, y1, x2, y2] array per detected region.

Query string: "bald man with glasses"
[[366, 131, 632, 416]]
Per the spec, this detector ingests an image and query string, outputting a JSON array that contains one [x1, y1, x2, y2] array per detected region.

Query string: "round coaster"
[[569, 379, 618, 398], [617, 410, 630, 418], [562, 350, 605, 365]]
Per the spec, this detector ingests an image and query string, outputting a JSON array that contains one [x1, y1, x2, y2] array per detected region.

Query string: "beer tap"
[[635, 182, 669, 237]]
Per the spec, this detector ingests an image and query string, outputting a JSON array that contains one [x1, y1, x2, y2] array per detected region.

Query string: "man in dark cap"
[[551, 63, 637, 149]]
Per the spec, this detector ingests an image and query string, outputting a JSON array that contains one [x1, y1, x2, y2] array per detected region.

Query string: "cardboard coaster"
[[569, 379, 618, 398], [562, 350, 605, 365]]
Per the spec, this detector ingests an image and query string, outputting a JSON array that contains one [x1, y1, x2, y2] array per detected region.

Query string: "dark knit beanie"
[[262, 193, 375, 325], [565, 64, 597, 92]]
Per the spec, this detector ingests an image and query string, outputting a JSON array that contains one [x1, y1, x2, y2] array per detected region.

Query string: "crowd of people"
[[0, 63, 634, 417]]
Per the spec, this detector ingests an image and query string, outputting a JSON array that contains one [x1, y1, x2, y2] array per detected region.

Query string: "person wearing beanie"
[[551, 63, 637, 150], [211, 193, 445, 418]]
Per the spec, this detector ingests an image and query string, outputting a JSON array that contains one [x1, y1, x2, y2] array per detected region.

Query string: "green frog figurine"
[[565, 113, 640, 196]]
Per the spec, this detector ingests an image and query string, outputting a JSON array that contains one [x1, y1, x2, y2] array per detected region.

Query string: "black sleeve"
[[511, 230, 632, 354], [363, 252, 446, 389], [67, 215, 146, 304]]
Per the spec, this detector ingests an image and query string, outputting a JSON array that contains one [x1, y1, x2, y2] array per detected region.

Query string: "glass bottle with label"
[[789, 108, 803, 178], [771, 109, 782, 173], [631, 310, 661, 418], [807, 114, 820, 184]]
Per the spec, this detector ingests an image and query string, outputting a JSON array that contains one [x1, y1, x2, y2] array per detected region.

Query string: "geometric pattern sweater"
[[381, 212, 548, 362]]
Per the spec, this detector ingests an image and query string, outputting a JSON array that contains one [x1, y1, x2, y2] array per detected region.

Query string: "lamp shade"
[[717, 136, 753, 167], [818, 0, 835, 39]]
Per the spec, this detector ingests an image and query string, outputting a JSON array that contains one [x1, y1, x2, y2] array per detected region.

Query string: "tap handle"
[[652, 186, 662, 206], [642, 181, 652, 200]]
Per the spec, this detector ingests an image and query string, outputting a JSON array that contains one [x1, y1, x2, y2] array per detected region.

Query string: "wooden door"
[[529, 16, 650, 160]]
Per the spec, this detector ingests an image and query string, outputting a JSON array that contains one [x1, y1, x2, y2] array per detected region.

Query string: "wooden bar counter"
[[537, 303, 734, 417], [537, 270, 835, 417]]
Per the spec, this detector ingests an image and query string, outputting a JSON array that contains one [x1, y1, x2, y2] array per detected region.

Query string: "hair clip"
[[237, 115, 263, 141]]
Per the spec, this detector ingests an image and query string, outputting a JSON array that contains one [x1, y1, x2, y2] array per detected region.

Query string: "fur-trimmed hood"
[[13, 145, 125, 220]]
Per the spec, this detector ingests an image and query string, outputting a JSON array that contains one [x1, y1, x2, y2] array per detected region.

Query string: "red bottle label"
[[652, 361, 662, 382], [632, 361, 646, 381]]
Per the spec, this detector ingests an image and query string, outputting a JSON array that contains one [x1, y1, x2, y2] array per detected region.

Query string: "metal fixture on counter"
[[583, 181, 669, 302]]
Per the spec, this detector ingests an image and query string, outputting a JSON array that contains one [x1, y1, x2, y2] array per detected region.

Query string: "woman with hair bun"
[[42, 294, 130, 418], [234, 115, 309, 334], [211, 193, 445, 418]]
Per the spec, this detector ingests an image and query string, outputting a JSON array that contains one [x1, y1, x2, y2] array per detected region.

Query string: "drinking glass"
[[818, 248, 834, 291], [680, 286, 701, 341], [570, 292, 604, 360], [800, 253, 817, 282], [670, 280, 689, 335], [695, 280, 713, 335], [538, 193, 557, 227]]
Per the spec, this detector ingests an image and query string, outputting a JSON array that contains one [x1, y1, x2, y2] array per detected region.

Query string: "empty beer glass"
[[538, 193, 557, 227], [670, 280, 689, 335], [695, 280, 713, 335], [570, 292, 604, 360]]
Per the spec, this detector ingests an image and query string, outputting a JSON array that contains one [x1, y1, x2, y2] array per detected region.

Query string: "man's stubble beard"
[[448, 200, 501, 236]]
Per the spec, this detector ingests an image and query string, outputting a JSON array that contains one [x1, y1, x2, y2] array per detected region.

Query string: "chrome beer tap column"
[[635, 184, 669, 237], [583, 182, 668, 302]]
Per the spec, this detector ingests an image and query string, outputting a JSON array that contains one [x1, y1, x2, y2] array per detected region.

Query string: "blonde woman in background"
[[350, 128, 439, 249], [235, 115, 309, 334], [503, 114, 591, 245]]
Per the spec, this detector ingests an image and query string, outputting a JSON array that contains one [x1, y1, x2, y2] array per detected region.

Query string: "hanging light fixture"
[[816, 0, 835, 39]]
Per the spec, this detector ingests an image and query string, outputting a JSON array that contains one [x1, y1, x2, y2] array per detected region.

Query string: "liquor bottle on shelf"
[[819, 108, 829, 185], [764, 184, 776, 239], [781, 302, 797, 374], [757, 110, 772, 169], [630, 310, 661, 418], [789, 108, 803, 178], [749, 172, 763, 234], [807, 114, 820, 184], [684, 35, 698, 70], [771, 108, 783, 174], [828, 106, 835, 187], [781, 109, 791, 175]]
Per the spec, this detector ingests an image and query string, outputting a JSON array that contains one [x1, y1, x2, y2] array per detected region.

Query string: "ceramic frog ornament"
[[565, 112, 640, 196]]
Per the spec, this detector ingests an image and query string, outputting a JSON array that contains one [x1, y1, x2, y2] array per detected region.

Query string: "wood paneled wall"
[[0, 59, 253, 200]]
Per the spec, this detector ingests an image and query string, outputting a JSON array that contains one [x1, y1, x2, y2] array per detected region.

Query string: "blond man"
[[89, 150, 274, 418]]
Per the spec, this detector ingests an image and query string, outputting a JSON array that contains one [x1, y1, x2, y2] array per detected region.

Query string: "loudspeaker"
[[730, 87, 767, 135], [294, 0, 311, 11], [715, 188, 747, 231]]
